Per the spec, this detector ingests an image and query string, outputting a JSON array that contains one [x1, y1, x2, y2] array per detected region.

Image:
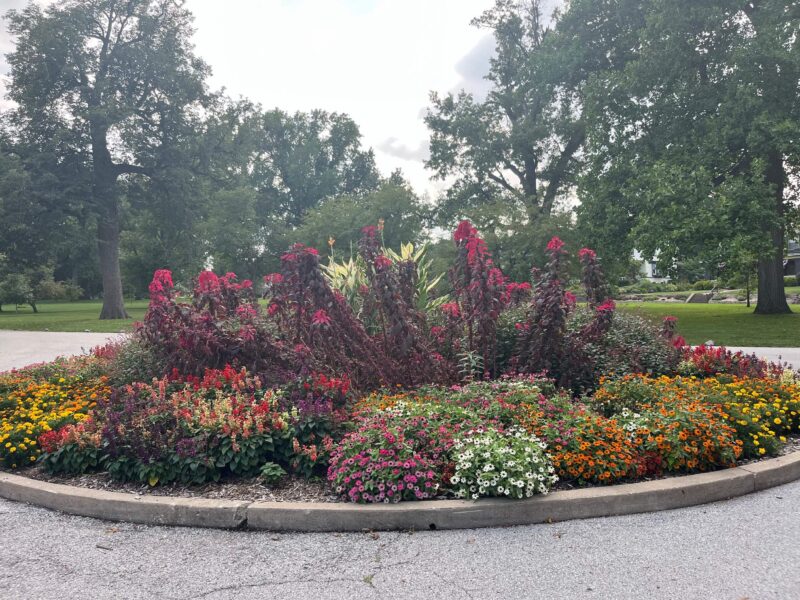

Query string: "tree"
[[193, 101, 384, 277], [252, 108, 381, 226], [571, 0, 800, 314], [294, 183, 428, 258], [425, 0, 585, 222], [5, 0, 210, 318]]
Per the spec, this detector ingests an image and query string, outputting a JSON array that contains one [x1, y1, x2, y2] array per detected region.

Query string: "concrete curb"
[[2, 451, 799, 532]]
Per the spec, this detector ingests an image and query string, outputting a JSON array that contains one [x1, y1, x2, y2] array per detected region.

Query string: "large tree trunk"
[[91, 114, 129, 320], [93, 160, 129, 320], [97, 202, 129, 320], [754, 151, 790, 315]]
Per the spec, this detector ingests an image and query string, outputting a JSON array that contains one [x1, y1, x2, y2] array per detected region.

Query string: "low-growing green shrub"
[[568, 309, 681, 386], [106, 338, 164, 386], [260, 461, 287, 484], [691, 279, 716, 291]]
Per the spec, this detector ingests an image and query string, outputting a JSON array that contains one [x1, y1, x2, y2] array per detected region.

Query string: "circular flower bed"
[[2, 222, 799, 505]]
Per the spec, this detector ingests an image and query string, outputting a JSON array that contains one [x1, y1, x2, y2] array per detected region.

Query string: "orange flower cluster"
[[633, 400, 742, 472], [593, 374, 800, 461], [521, 406, 643, 485]]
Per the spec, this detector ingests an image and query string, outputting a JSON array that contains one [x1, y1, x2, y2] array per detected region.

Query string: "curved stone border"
[[2, 451, 799, 532]]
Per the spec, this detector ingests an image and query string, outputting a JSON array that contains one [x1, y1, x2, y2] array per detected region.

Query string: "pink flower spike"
[[312, 309, 332, 326], [546, 236, 565, 252], [596, 299, 615, 312]]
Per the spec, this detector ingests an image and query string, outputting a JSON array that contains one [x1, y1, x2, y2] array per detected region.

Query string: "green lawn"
[[621, 285, 800, 301], [0, 300, 148, 332], [620, 302, 800, 347], [0, 299, 798, 347]]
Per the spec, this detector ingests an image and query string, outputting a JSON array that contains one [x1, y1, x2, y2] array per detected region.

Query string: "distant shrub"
[[692, 279, 716, 291], [34, 279, 83, 301], [0, 273, 34, 309]]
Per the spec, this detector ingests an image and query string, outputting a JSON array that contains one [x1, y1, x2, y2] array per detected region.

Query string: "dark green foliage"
[[426, 1, 585, 223], [39, 443, 106, 476], [570, 0, 799, 314]]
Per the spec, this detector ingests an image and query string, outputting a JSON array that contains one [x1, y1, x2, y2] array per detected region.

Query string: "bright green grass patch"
[[622, 286, 800, 301], [1, 298, 798, 346], [0, 300, 148, 332], [620, 302, 800, 347]]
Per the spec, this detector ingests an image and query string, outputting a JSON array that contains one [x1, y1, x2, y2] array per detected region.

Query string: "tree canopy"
[[570, 0, 800, 313], [425, 0, 585, 223]]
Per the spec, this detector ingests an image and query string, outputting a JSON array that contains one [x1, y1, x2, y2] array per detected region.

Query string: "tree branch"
[[113, 163, 151, 177], [541, 121, 586, 215], [487, 170, 522, 198]]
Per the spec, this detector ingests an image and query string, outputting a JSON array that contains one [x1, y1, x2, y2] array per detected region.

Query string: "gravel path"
[[1, 332, 799, 599]]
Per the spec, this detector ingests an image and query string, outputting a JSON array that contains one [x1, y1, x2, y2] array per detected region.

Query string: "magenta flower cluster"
[[327, 415, 451, 503]]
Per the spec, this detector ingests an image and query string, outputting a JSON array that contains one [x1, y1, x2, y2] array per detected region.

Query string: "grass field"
[[0, 299, 798, 347], [620, 302, 800, 347], [0, 300, 148, 332], [621, 285, 800, 300]]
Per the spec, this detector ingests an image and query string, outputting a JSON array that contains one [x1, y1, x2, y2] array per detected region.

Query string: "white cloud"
[[189, 0, 495, 194], [0, 0, 497, 194]]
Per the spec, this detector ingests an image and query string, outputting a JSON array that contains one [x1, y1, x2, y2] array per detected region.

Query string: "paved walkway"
[[0, 332, 799, 599], [0, 331, 124, 372], [1, 331, 796, 373], [727, 346, 800, 369]]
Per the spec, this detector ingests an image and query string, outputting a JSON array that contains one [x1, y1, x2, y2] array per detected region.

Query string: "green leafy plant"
[[259, 461, 287, 484]]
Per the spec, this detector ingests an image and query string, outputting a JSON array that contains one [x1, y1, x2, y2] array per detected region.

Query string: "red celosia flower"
[[236, 305, 257, 319], [148, 269, 174, 299], [564, 291, 577, 306], [441, 302, 461, 318], [546, 237, 565, 252], [38, 429, 61, 454], [374, 254, 393, 270], [312, 309, 332, 326], [596, 299, 615, 312], [487, 267, 506, 287], [453, 220, 476, 242], [361, 225, 378, 237], [578, 248, 597, 260], [197, 270, 220, 293], [264, 273, 284, 285]]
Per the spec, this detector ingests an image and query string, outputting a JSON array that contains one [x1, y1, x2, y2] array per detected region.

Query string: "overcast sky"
[[0, 0, 561, 197]]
